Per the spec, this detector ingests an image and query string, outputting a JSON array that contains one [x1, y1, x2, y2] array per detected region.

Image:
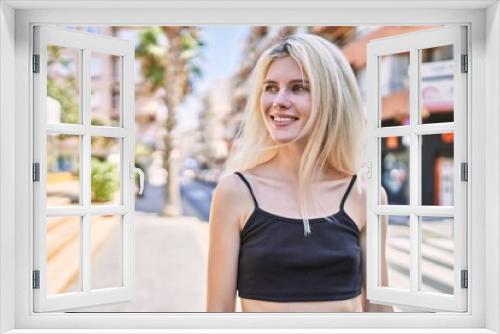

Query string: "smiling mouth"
[[270, 115, 299, 126], [271, 115, 299, 122]]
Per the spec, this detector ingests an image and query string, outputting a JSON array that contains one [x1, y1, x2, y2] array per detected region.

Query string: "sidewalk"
[[72, 213, 221, 312]]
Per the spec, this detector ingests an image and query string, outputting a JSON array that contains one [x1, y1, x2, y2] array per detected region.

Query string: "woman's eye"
[[263, 85, 278, 92], [292, 84, 309, 92]]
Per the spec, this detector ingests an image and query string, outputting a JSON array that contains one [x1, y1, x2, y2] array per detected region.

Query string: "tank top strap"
[[340, 174, 357, 211], [234, 172, 259, 208]]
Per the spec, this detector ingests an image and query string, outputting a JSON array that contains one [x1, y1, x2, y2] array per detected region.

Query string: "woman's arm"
[[360, 186, 394, 312], [206, 174, 245, 312]]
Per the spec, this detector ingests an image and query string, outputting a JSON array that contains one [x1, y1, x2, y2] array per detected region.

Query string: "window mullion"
[[46, 123, 86, 135], [409, 47, 420, 294], [415, 123, 454, 135], [374, 205, 454, 216], [81, 47, 91, 294], [122, 53, 134, 291]]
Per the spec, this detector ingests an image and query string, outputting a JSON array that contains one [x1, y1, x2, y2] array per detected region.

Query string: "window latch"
[[130, 162, 144, 195], [365, 162, 372, 179]]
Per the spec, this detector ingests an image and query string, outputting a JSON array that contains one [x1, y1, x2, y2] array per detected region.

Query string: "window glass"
[[46, 216, 81, 295], [91, 137, 121, 206], [382, 215, 411, 291], [379, 52, 410, 127], [380, 136, 410, 205], [91, 215, 123, 289], [91, 52, 121, 127], [420, 216, 454, 294], [47, 45, 81, 124], [421, 133, 454, 206], [420, 45, 454, 124], [47, 134, 81, 206]]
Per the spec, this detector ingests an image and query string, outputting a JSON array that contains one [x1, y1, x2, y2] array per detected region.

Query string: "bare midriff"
[[240, 294, 363, 312]]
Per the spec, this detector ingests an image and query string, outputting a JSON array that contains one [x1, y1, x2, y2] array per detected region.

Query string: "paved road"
[[135, 177, 215, 222], [180, 179, 215, 221]]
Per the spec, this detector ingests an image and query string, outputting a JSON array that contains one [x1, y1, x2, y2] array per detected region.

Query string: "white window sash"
[[32, 25, 135, 312], [366, 25, 468, 312]]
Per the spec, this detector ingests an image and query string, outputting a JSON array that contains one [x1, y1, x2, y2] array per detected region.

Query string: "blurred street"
[[68, 176, 236, 312], [70, 214, 211, 312], [65, 180, 452, 312], [385, 220, 454, 295], [42, 25, 460, 314], [136, 176, 215, 222]]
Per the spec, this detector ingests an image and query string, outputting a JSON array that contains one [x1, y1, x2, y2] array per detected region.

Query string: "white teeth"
[[273, 116, 296, 122]]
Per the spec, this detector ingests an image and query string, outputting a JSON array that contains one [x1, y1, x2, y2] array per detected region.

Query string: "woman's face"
[[260, 56, 311, 144]]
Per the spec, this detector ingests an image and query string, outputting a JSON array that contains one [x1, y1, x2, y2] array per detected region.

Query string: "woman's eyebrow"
[[263, 79, 309, 84], [290, 79, 310, 84]]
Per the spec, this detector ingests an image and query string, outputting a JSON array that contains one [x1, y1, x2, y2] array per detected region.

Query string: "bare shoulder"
[[346, 174, 368, 232], [214, 173, 246, 198], [350, 174, 367, 208], [211, 173, 255, 230], [351, 174, 387, 204], [349, 175, 389, 232]]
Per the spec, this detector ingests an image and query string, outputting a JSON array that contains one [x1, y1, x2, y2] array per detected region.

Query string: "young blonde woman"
[[207, 34, 392, 313]]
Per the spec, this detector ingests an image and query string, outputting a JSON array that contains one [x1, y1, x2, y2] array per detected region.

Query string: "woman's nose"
[[272, 89, 291, 108]]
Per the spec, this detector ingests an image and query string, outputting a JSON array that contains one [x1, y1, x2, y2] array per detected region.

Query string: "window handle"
[[130, 163, 145, 195]]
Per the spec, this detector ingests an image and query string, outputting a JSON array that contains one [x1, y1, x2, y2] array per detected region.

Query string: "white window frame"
[[0, 1, 498, 333], [33, 25, 136, 312], [366, 25, 468, 312]]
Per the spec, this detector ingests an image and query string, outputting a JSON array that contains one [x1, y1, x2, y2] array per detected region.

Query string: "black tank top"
[[234, 172, 362, 302]]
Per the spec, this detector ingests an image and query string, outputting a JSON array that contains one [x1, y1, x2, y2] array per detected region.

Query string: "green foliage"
[[47, 45, 61, 65], [46, 44, 80, 124], [135, 26, 204, 93], [135, 141, 152, 159], [90, 117, 106, 126], [136, 27, 167, 91], [180, 29, 204, 85], [91, 158, 119, 202], [47, 74, 80, 124]]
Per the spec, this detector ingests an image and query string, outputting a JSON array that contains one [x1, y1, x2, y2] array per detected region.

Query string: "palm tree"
[[136, 26, 203, 216]]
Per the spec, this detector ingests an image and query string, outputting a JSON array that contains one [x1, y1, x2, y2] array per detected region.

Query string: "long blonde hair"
[[226, 33, 365, 235]]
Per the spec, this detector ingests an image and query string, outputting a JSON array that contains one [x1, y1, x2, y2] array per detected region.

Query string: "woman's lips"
[[270, 115, 299, 127]]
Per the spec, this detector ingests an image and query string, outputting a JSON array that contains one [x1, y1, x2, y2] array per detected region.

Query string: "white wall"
[[0, 2, 16, 333], [485, 2, 500, 333]]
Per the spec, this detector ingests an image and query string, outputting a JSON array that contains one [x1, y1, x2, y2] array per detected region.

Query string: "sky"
[[176, 26, 250, 132], [67, 25, 250, 133]]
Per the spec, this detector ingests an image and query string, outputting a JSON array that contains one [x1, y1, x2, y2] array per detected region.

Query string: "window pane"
[[91, 52, 121, 127], [91, 137, 121, 205], [379, 52, 410, 127], [420, 45, 454, 124], [382, 215, 410, 291], [90, 215, 123, 289], [421, 133, 454, 206], [46, 216, 81, 295], [420, 216, 454, 294], [47, 134, 80, 206], [47, 44, 81, 124], [380, 136, 410, 205]]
